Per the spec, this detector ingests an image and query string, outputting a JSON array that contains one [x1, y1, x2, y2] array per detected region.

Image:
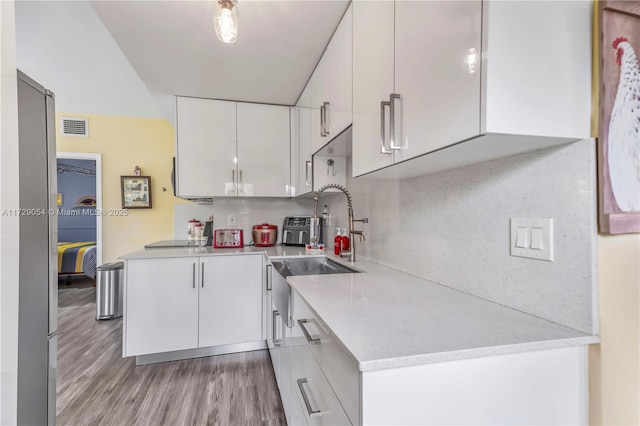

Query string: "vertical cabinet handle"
[[201, 263, 204, 288], [232, 169, 236, 194], [323, 101, 330, 136], [272, 310, 280, 347], [380, 100, 392, 154], [297, 378, 323, 418], [389, 93, 405, 150], [305, 160, 312, 187], [266, 265, 272, 291], [320, 105, 326, 137], [192, 263, 196, 288]]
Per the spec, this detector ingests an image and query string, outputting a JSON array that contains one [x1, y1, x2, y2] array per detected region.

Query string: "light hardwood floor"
[[57, 284, 286, 426]]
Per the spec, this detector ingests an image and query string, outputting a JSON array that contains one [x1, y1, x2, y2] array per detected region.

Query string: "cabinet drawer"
[[292, 344, 351, 426], [292, 291, 360, 425]]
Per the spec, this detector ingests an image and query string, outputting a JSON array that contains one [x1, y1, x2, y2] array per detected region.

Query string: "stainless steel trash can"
[[96, 261, 124, 320]]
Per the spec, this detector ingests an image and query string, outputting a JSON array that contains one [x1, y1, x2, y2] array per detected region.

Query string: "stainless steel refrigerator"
[[16, 70, 57, 426]]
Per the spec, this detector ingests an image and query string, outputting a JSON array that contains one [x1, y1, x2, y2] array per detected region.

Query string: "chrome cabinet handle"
[[320, 105, 326, 137], [297, 378, 323, 418], [272, 310, 281, 347], [389, 93, 405, 150], [305, 160, 312, 187], [323, 101, 330, 136], [232, 169, 236, 194], [380, 100, 391, 154], [239, 169, 243, 184], [266, 265, 272, 291], [192, 263, 196, 289], [201, 263, 204, 288], [297, 319, 321, 345]]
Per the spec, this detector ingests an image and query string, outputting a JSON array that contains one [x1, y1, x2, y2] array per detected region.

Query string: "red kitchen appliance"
[[213, 229, 244, 248], [252, 223, 278, 247]]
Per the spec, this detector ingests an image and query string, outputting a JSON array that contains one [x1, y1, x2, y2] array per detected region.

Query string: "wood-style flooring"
[[57, 285, 286, 426]]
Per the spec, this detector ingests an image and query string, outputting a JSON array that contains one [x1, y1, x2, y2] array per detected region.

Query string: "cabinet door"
[[198, 255, 263, 347], [321, 4, 352, 140], [351, 0, 395, 177], [176, 97, 237, 197], [236, 103, 291, 197], [310, 66, 327, 154], [393, 0, 482, 162], [297, 82, 314, 196], [124, 258, 199, 356]]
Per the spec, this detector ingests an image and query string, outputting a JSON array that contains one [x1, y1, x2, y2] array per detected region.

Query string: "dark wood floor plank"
[[56, 286, 286, 426]]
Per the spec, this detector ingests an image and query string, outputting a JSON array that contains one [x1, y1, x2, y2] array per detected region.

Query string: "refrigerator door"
[[46, 89, 57, 336], [48, 334, 57, 425]]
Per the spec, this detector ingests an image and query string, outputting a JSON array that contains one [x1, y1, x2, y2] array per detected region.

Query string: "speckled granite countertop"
[[120, 245, 597, 372]]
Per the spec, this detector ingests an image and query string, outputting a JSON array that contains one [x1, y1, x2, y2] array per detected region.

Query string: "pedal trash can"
[[96, 261, 124, 320]]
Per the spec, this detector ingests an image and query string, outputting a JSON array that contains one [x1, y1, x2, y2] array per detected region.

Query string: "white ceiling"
[[90, 0, 351, 106]]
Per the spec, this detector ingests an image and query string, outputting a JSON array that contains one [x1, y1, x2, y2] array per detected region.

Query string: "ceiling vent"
[[60, 117, 88, 137]]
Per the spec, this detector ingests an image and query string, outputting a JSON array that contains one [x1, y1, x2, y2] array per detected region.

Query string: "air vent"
[[60, 117, 88, 137]]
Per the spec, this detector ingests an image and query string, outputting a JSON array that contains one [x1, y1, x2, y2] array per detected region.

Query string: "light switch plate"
[[227, 214, 236, 226], [510, 218, 554, 261]]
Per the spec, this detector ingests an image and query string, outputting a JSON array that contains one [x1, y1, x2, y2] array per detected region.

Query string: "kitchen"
[[1, 0, 638, 425]]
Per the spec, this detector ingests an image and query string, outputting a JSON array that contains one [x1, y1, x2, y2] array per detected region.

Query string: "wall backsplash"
[[327, 138, 597, 334], [174, 199, 315, 244]]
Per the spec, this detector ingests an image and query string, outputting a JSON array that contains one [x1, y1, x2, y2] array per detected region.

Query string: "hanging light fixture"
[[214, 0, 239, 44]]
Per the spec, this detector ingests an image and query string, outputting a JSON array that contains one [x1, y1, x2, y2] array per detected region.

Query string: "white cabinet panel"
[[124, 257, 199, 356], [198, 255, 263, 347], [393, 0, 482, 163], [176, 97, 236, 197], [352, 0, 395, 177], [236, 103, 291, 197], [311, 65, 327, 154], [297, 82, 313, 197]]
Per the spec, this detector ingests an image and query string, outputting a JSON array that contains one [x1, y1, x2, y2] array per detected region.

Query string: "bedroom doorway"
[[56, 152, 102, 284]]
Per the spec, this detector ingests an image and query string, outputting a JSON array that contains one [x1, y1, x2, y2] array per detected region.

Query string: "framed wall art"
[[598, 1, 640, 234], [121, 176, 152, 209]]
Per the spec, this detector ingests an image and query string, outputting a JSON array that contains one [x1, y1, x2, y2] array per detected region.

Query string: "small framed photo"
[[121, 176, 152, 209]]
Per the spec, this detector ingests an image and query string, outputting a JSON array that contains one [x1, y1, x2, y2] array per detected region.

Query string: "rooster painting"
[[607, 36, 640, 212]]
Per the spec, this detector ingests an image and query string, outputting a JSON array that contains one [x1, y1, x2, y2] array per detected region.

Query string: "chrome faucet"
[[311, 184, 368, 262]]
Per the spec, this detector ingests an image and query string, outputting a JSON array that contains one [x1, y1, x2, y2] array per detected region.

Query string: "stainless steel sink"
[[270, 257, 360, 327], [271, 257, 359, 278]]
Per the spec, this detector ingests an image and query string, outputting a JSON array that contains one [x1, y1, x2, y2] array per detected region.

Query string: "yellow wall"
[[590, 235, 640, 425], [56, 113, 188, 262], [589, 2, 640, 423]]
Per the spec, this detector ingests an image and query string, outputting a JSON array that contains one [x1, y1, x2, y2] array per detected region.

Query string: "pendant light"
[[214, 0, 239, 44]]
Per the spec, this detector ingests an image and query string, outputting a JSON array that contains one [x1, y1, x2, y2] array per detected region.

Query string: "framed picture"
[[121, 176, 152, 209], [598, 1, 640, 234]]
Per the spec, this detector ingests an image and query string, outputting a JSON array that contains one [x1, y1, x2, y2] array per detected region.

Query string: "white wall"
[[328, 139, 597, 334], [174, 199, 315, 244], [0, 1, 21, 423], [14, 1, 165, 119]]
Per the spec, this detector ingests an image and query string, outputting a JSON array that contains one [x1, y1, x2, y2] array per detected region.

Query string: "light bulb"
[[214, 0, 238, 44]]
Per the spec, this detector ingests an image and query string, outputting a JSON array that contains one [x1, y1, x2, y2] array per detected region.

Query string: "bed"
[[58, 242, 98, 281]]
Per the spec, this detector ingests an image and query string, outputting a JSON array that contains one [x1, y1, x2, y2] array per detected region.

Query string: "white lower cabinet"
[[283, 289, 587, 426], [199, 255, 263, 347], [124, 257, 199, 356], [124, 255, 263, 357]]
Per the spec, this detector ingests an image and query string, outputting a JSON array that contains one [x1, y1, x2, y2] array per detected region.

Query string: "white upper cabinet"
[[176, 97, 236, 197], [236, 103, 291, 197], [352, 0, 395, 177], [352, 0, 592, 179], [310, 4, 353, 153], [176, 97, 291, 197], [295, 81, 314, 197]]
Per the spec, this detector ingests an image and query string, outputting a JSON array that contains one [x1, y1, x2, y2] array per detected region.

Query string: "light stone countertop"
[[120, 245, 598, 372], [288, 256, 598, 372]]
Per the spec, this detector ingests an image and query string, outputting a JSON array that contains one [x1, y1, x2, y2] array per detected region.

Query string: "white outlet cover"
[[510, 218, 554, 261], [227, 214, 236, 226]]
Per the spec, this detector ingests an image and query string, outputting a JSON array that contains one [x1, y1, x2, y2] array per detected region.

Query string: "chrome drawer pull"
[[266, 264, 272, 291], [297, 378, 323, 418], [272, 310, 281, 347], [297, 319, 321, 345]]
